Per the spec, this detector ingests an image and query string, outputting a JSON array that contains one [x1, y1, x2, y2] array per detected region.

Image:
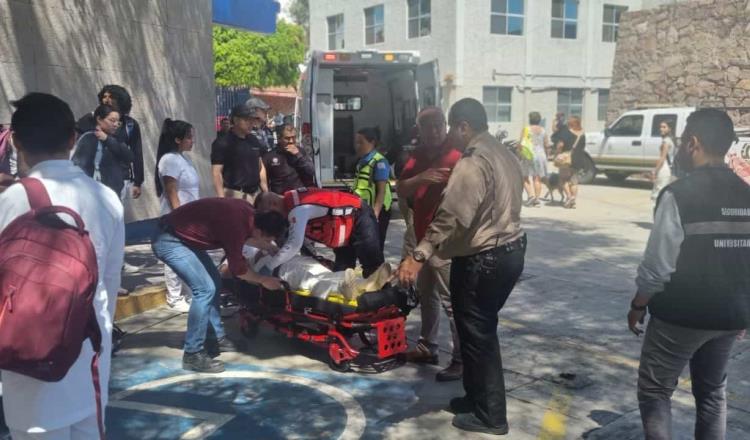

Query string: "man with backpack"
[[0, 93, 125, 439]]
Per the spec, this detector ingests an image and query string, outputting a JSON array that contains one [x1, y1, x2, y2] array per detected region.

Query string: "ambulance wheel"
[[329, 358, 352, 373]]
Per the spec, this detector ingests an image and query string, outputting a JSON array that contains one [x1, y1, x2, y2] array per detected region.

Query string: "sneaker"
[[447, 396, 474, 415], [452, 413, 509, 436], [206, 337, 242, 358], [122, 262, 141, 274], [402, 341, 439, 365], [436, 360, 463, 382], [182, 350, 225, 373], [167, 298, 191, 313], [117, 288, 130, 297]]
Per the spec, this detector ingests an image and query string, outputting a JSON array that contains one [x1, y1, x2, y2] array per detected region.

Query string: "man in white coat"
[[0, 93, 125, 439]]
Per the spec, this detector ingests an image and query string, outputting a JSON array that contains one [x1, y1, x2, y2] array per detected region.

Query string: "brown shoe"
[[436, 360, 463, 382], [402, 341, 439, 365]]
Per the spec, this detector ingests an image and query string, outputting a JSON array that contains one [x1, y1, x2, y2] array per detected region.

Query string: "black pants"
[[332, 203, 385, 278], [450, 241, 526, 427], [377, 208, 391, 251]]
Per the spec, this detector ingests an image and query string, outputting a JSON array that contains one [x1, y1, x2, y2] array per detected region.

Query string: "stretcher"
[[227, 277, 417, 372]]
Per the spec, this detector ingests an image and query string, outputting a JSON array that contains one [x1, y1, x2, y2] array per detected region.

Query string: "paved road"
[[7, 179, 748, 439]]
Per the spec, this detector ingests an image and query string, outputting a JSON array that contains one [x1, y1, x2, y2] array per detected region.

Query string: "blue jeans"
[[151, 230, 225, 353]]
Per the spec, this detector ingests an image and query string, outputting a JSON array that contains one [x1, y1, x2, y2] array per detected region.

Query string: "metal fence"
[[215, 86, 252, 118]]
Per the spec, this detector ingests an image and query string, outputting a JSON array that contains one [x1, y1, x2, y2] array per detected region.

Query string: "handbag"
[[554, 152, 572, 168]]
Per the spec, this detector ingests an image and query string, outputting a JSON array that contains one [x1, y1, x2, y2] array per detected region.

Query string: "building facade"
[[0, 0, 214, 222], [310, 0, 644, 135]]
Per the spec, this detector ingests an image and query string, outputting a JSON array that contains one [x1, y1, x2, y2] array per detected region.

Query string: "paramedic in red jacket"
[[254, 188, 385, 277]]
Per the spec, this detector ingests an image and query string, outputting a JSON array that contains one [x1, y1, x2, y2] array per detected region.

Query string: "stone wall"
[[0, 0, 215, 222], [609, 0, 750, 125]]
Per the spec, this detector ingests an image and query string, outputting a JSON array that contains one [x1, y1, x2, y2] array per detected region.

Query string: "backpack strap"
[[20, 178, 52, 210], [88, 311, 106, 439]]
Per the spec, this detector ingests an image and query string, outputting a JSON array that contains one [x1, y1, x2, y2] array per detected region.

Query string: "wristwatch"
[[412, 250, 427, 263]]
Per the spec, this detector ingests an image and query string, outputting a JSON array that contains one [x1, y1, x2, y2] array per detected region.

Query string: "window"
[[490, 0, 524, 36], [598, 90, 609, 121], [557, 89, 583, 118], [327, 14, 345, 50], [483, 87, 512, 123], [651, 114, 677, 137], [364, 5, 385, 45], [551, 0, 578, 39], [334, 96, 362, 112], [408, 0, 431, 38], [610, 115, 644, 137], [603, 5, 627, 42]]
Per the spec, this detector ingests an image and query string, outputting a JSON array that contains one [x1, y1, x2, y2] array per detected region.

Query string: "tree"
[[288, 0, 309, 30], [213, 21, 306, 88]]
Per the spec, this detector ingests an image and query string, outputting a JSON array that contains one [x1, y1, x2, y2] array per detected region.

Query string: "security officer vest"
[[649, 167, 750, 330], [283, 188, 362, 248], [353, 152, 392, 211]]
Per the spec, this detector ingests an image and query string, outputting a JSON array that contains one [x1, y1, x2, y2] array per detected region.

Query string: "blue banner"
[[213, 0, 280, 34]]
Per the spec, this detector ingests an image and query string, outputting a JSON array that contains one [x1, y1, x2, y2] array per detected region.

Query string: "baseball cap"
[[230, 104, 253, 119], [246, 96, 271, 111]]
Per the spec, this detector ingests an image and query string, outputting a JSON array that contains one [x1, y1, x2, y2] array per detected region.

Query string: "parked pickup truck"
[[583, 107, 750, 184]]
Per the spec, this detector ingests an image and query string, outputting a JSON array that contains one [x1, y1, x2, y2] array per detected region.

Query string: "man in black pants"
[[399, 98, 526, 436]]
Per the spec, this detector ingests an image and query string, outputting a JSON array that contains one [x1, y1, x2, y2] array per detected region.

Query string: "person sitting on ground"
[[152, 198, 287, 374], [262, 123, 315, 195], [254, 188, 385, 278], [77, 85, 144, 201], [155, 119, 201, 313], [353, 127, 393, 251], [72, 104, 134, 197], [0, 92, 125, 439]]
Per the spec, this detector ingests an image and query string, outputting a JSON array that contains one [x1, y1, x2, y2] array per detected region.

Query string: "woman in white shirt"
[[651, 120, 676, 204], [156, 119, 200, 312]]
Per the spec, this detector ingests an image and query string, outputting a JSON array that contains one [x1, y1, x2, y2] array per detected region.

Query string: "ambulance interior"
[[331, 66, 419, 179]]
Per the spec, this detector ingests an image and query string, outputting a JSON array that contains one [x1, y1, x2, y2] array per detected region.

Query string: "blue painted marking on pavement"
[[107, 355, 420, 439]]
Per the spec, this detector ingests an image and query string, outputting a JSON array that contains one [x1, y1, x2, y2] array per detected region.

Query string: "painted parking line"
[[536, 389, 572, 440]]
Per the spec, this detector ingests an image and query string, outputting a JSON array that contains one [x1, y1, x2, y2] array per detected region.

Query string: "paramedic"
[[353, 127, 393, 250], [254, 188, 384, 278], [152, 198, 287, 374]]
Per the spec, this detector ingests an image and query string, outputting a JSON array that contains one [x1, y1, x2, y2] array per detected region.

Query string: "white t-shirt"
[[0, 160, 124, 431], [158, 152, 200, 214]]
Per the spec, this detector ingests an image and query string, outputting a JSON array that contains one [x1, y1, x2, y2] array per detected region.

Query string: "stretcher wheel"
[[328, 358, 351, 373]]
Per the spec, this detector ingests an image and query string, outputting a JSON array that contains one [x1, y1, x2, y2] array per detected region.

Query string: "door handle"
[[632, 141, 642, 146]]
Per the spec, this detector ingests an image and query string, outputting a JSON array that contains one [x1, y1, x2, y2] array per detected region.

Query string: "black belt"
[[225, 185, 259, 194], [482, 234, 527, 256]]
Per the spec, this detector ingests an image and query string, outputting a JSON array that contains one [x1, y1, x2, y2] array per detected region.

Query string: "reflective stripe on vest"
[[353, 152, 392, 210]]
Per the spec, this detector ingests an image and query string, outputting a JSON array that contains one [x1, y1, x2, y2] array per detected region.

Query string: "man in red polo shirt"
[[152, 198, 287, 373], [397, 107, 464, 381]]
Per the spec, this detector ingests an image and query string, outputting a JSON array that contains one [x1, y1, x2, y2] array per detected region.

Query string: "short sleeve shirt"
[[158, 152, 200, 215], [359, 150, 391, 182], [210, 132, 262, 192]]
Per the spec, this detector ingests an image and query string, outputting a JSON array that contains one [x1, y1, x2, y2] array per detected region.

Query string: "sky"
[[277, 0, 293, 21]]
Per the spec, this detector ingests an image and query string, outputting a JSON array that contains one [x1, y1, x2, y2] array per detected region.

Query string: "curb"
[[115, 285, 167, 321]]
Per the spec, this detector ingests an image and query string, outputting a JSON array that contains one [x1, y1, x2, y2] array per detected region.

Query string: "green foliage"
[[288, 0, 309, 28], [213, 21, 306, 88]]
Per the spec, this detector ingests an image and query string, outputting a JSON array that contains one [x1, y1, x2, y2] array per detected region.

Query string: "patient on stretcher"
[[240, 245, 392, 302]]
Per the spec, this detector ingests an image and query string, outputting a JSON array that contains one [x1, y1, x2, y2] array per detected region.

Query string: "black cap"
[[230, 104, 253, 119], [246, 96, 270, 111]]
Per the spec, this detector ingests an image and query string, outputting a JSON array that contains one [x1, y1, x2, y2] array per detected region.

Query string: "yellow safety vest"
[[353, 151, 392, 211]]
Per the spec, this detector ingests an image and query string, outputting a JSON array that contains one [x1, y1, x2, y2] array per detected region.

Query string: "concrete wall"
[[309, 0, 642, 137], [609, 0, 750, 125], [0, 0, 215, 222]]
